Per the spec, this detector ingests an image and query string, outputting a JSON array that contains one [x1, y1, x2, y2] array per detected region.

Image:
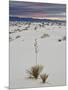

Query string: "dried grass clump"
[[27, 65, 43, 79], [41, 33, 50, 39], [16, 35, 20, 39], [62, 36, 66, 41], [40, 73, 48, 83]]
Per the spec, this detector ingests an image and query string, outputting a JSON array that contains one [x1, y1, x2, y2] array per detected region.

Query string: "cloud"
[[9, 1, 66, 18]]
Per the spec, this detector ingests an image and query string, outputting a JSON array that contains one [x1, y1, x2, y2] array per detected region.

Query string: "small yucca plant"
[[27, 65, 43, 79], [40, 73, 48, 83]]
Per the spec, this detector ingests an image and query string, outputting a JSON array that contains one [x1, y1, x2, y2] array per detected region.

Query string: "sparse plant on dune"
[[27, 65, 43, 79], [9, 36, 14, 42], [16, 35, 20, 39], [42, 22, 45, 27], [58, 36, 66, 42], [26, 39, 44, 80], [58, 39, 62, 42], [26, 38, 49, 83], [63, 36, 66, 41], [41, 33, 50, 39], [40, 73, 48, 83], [34, 26, 37, 30]]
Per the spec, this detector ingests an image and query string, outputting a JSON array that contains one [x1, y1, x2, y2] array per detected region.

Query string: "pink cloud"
[[32, 13, 47, 17]]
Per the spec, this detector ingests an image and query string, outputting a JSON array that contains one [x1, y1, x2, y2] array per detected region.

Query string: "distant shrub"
[[58, 36, 66, 42], [16, 35, 20, 39], [9, 36, 14, 42], [63, 36, 66, 41], [58, 39, 62, 42], [34, 27, 37, 30], [41, 33, 50, 39]]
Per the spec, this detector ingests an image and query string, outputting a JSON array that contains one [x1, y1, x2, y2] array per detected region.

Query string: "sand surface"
[[9, 22, 66, 88]]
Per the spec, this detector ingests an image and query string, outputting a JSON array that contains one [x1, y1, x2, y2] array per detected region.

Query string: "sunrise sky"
[[9, 1, 66, 20]]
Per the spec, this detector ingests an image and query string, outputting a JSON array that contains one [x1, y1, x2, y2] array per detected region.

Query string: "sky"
[[9, 1, 66, 20]]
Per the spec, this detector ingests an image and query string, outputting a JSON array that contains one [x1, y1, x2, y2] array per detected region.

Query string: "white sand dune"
[[9, 22, 66, 89]]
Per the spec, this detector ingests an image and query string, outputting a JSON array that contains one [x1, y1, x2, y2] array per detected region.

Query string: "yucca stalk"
[[34, 39, 39, 65]]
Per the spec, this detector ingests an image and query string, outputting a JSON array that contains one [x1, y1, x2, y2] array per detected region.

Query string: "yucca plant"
[[40, 73, 48, 83], [27, 65, 43, 79]]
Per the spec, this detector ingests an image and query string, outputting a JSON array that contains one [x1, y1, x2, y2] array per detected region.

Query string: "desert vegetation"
[[26, 39, 48, 84], [58, 36, 66, 42], [27, 65, 43, 79], [40, 73, 48, 83], [41, 33, 50, 39]]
